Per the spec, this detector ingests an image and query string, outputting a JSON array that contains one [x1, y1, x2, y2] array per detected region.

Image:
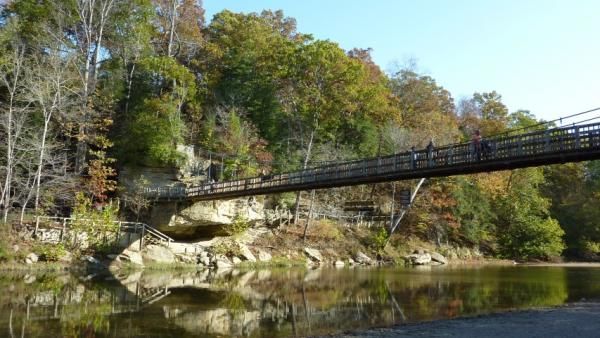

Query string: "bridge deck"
[[145, 122, 600, 201]]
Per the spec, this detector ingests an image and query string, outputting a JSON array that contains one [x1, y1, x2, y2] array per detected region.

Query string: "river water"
[[1, 265, 599, 337]]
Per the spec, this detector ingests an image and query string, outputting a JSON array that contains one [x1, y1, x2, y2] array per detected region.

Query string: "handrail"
[[33, 216, 174, 247]]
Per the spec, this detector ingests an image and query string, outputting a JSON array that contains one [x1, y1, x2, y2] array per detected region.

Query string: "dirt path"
[[325, 302, 600, 338]]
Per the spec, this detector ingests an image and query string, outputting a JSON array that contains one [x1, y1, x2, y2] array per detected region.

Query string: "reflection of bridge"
[[145, 122, 600, 201]]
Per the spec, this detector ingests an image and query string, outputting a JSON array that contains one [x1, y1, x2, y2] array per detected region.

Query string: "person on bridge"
[[426, 139, 435, 167], [472, 129, 482, 160]]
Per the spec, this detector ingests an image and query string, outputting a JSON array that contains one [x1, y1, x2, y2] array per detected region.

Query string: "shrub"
[[499, 217, 565, 260], [0, 244, 7, 262], [223, 215, 250, 236], [370, 227, 389, 253], [35, 243, 67, 262], [210, 240, 242, 257], [310, 220, 342, 240], [70, 192, 120, 251]]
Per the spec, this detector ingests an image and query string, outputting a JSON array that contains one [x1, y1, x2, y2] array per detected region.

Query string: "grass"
[[0, 261, 73, 272], [237, 255, 308, 269]]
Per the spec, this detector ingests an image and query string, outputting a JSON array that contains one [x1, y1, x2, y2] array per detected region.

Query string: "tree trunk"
[[293, 130, 314, 224], [167, 0, 178, 57], [33, 117, 51, 213], [1, 47, 24, 223], [302, 189, 316, 241]]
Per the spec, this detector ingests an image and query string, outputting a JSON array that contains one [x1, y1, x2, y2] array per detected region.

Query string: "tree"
[[0, 25, 28, 222], [458, 91, 508, 137], [496, 168, 565, 260], [389, 69, 459, 148], [116, 56, 196, 166]]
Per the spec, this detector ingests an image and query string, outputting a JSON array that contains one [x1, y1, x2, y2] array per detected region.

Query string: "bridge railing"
[[144, 122, 600, 200], [33, 216, 174, 249]]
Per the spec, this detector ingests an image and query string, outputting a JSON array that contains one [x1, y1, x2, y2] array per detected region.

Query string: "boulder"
[[23, 274, 36, 284], [232, 257, 242, 265], [25, 253, 38, 264], [214, 255, 232, 269], [175, 254, 196, 264], [142, 244, 176, 264], [430, 252, 448, 264], [257, 250, 272, 262], [59, 251, 73, 264], [304, 248, 322, 262], [81, 255, 101, 265], [406, 253, 431, 265], [348, 258, 356, 265], [119, 249, 144, 266], [238, 244, 257, 262], [334, 260, 345, 267], [198, 256, 211, 267], [354, 251, 373, 265]]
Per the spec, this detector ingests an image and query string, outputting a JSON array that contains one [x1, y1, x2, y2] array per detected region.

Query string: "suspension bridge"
[[144, 119, 600, 202]]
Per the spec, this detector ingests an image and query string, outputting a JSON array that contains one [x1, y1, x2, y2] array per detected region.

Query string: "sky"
[[204, 0, 600, 123]]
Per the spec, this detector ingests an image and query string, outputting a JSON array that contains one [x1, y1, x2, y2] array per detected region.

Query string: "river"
[[1, 265, 599, 337]]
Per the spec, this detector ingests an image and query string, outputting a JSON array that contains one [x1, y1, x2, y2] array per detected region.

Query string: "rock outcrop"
[[304, 248, 323, 263], [149, 197, 265, 238], [142, 244, 176, 264]]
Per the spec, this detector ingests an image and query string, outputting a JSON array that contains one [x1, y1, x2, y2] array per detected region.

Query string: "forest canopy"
[[0, 0, 598, 260]]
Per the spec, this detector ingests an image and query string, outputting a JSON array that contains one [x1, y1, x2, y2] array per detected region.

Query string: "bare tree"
[[72, 0, 116, 172], [26, 50, 75, 213], [0, 43, 30, 223]]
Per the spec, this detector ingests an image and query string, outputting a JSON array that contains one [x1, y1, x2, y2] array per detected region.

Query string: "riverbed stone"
[[143, 244, 176, 264], [238, 243, 257, 262], [430, 252, 448, 264], [334, 260, 345, 267], [257, 250, 272, 262], [23, 274, 36, 284], [406, 253, 432, 265], [175, 253, 196, 264], [119, 249, 144, 266], [304, 248, 323, 262], [354, 251, 373, 265], [214, 255, 232, 269], [198, 256, 211, 266], [25, 253, 38, 264]]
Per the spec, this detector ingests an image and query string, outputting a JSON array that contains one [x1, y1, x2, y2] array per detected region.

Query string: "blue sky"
[[204, 0, 600, 122]]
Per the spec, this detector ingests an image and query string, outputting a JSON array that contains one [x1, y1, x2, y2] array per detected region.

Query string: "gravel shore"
[[324, 302, 600, 338]]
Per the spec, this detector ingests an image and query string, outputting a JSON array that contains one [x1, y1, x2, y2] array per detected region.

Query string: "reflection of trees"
[[0, 272, 137, 337], [0, 266, 590, 337]]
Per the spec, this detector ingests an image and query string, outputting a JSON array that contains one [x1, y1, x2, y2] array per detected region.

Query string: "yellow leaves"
[[471, 171, 511, 199]]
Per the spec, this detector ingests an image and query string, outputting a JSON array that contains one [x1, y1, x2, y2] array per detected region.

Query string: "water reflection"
[[1, 266, 599, 337]]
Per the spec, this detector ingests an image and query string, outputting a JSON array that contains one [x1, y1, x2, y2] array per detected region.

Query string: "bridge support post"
[[575, 127, 580, 149], [140, 225, 145, 250]]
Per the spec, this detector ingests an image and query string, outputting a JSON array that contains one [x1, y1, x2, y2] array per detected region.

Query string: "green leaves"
[[496, 168, 565, 260]]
